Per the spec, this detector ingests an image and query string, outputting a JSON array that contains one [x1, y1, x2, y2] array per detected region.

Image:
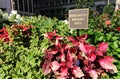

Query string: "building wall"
[[13, 0, 34, 15], [0, 0, 11, 14], [34, 0, 75, 19], [1, 0, 115, 18], [34, 0, 115, 19]]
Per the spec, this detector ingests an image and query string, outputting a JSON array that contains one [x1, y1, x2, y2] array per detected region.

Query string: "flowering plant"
[[41, 31, 117, 79]]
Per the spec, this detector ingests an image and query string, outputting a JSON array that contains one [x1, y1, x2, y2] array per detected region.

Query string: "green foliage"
[[103, 4, 115, 16], [0, 41, 46, 79], [0, 9, 3, 20], [0, 9, 8, 28], [75, 0, 95, 11], [112, 10, 120, 27]]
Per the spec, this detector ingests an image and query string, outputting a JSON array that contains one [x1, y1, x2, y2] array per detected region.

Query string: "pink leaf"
[[66, 62, 73, 68], [83, 60, 89, 66], [56, 36, 63, 40], [77, 53, 84, 60], [42, 63, 51, 75], [104, 56, 115, 63], [79, 43, 87, 53], [55, 39, 61, 47], [99, 58, 117, 73], [67, 51, 73, 62], [60, 67, 68, 77], [84, 44, 96, 53], [72, 66, 84, 78], [69, 47, 77, 54], [63, 44, 71, 50], [79, 34, 88, 39], [49, 47, 58, 54], [55, 36, 63, 46], [67, 36, 79, 46], [66, 51, 74, 68], [97, 42, 108, 53], [67, 36, 75, 42], [51, 61, 60, 71], [56, 76, 66, 79], [44, 30, 57, 40], [89, 70, 98, 79], [80, 34, 88, 39], [88, 53, 96, 62], [59, 53, 65, 61], [76, 34, 88, 42], [60, 61, 66, 67], [22, 26, 28, 31], [96, 51, 103, 56], [44, 51, 53, 60], [68, 34, 87, 46]]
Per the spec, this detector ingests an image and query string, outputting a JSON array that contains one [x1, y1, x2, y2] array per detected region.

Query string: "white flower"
[[63, 20, 68, 24], [16, 14, 21, 19], [11, 10, 17, 14]]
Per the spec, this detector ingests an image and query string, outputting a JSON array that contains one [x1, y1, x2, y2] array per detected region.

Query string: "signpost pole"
[[77, 29, 80, 36]]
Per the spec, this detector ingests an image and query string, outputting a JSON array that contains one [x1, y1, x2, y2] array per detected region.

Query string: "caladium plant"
[[41, 31, 117, 79], [0, 27, 11, 42], [11, 24, 33, 36]]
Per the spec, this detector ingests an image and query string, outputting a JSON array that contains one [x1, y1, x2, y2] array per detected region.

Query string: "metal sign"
[[69, 8, 89, 29]]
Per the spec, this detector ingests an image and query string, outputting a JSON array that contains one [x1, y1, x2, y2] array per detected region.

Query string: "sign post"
[[69, 9, 89, 36], [115, 0, 120, 11]]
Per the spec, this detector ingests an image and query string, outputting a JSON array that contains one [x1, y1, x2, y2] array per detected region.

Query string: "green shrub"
[[103, 4, 115, 16]]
